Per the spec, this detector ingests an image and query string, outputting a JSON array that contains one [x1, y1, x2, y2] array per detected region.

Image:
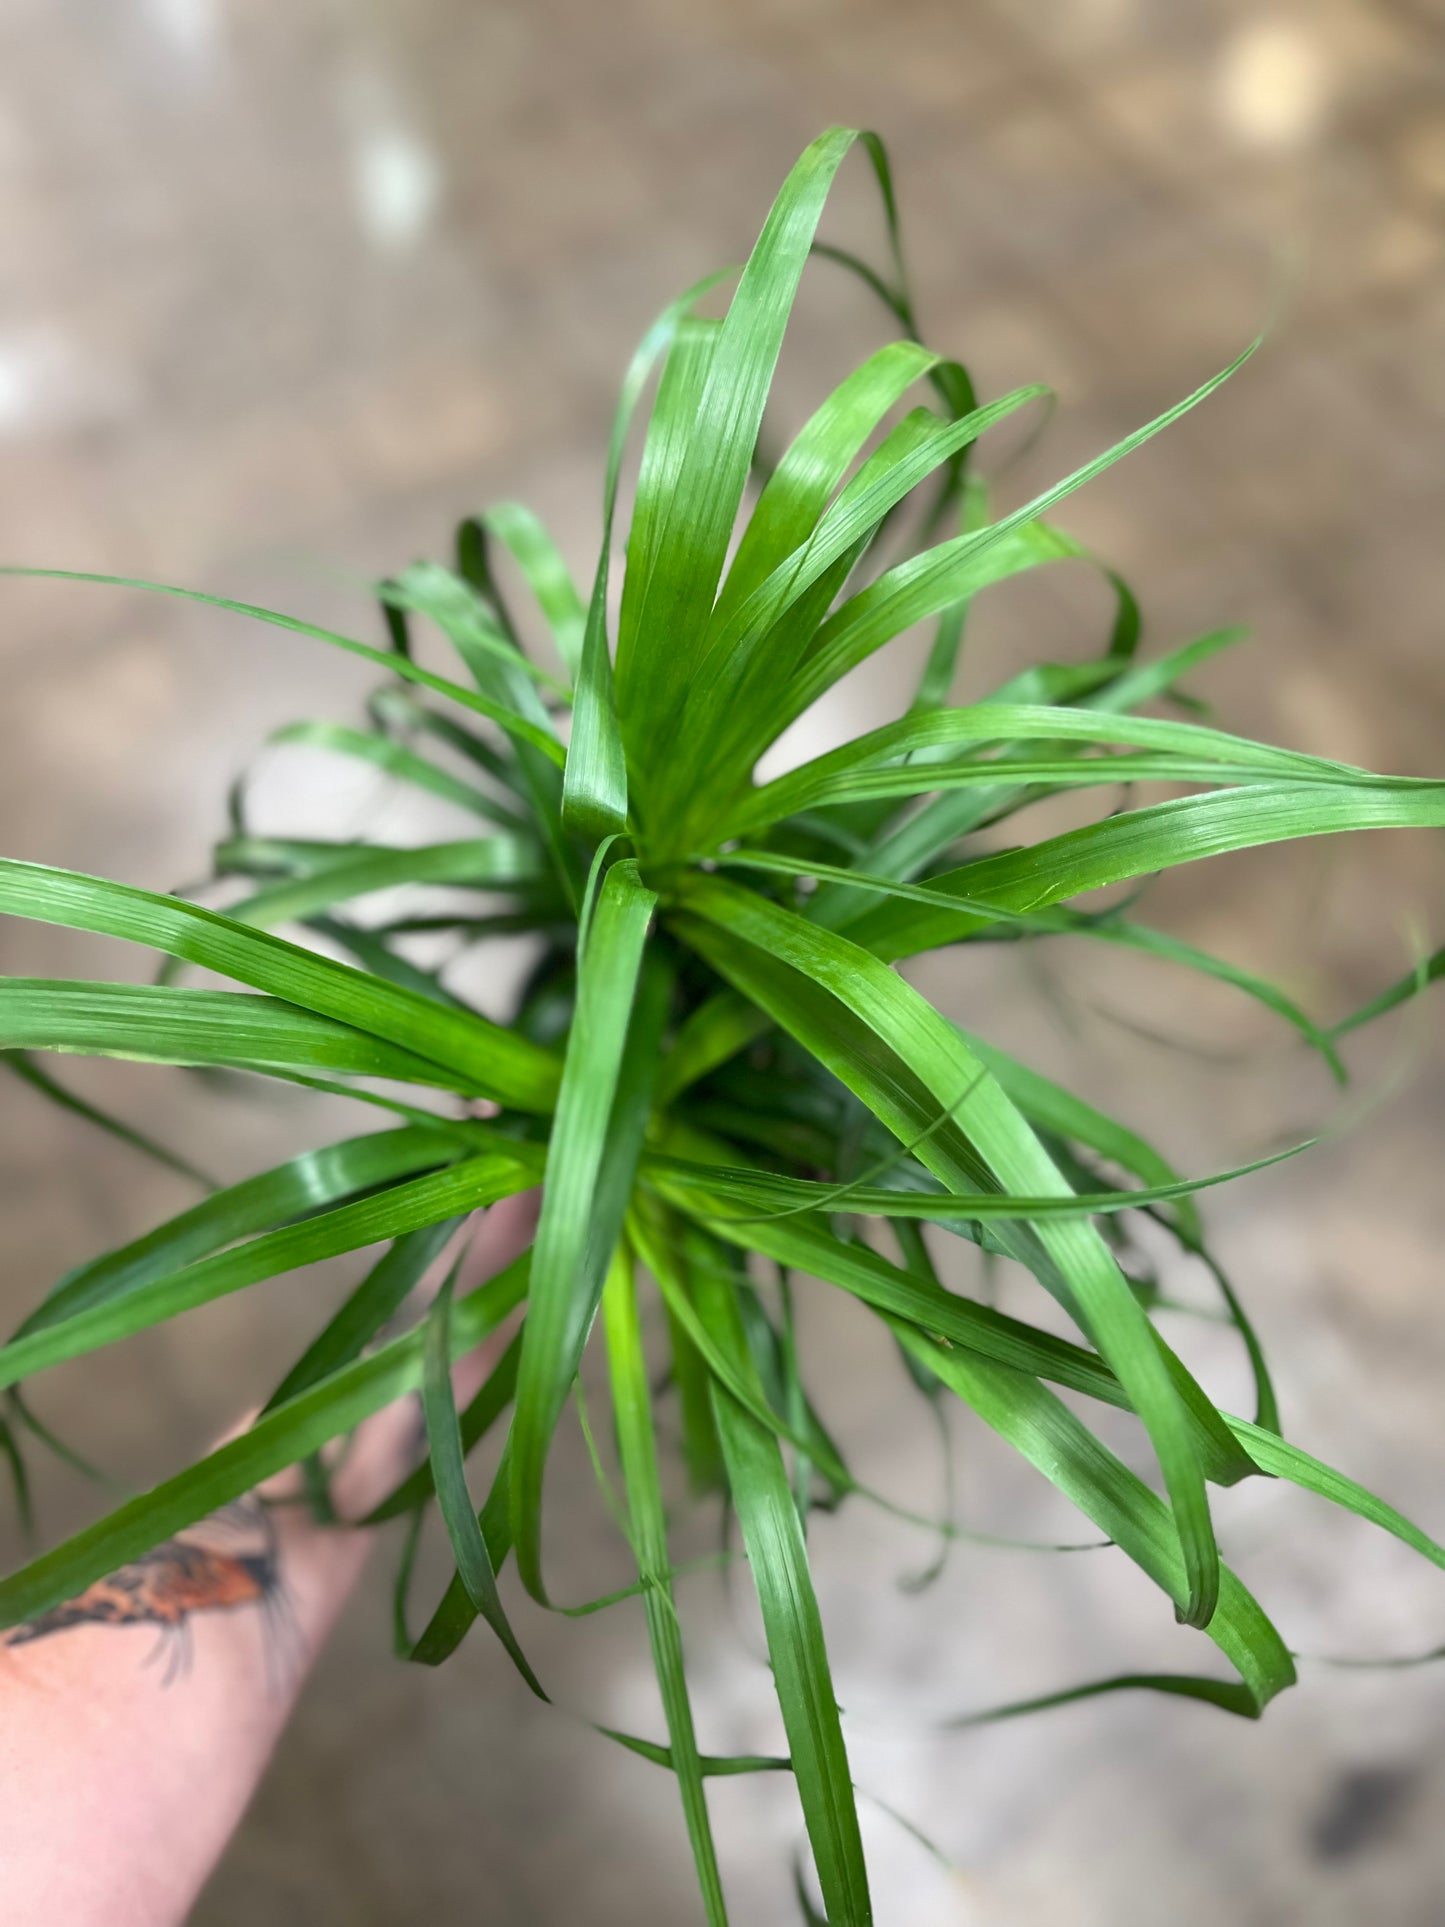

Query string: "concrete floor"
[[3, 0, 1445, 1920]]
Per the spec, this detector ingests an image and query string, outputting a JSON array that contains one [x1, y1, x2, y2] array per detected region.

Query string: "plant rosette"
[[4, 128, 1445, 1925]]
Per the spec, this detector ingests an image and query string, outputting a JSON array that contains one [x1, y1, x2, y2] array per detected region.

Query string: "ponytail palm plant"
[[5, 127, 1445, 1922]]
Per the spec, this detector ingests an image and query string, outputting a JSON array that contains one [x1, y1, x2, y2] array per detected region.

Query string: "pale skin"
[[0, 1194, 532, 1927]]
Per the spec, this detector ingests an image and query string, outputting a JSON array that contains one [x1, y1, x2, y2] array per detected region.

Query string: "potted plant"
[[3, 128, 1443, 1923]]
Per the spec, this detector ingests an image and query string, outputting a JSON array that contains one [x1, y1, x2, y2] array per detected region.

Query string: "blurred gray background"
[[3, 1, 1445, 1921]]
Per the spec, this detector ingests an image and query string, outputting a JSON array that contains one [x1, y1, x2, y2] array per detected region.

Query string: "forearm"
[[0, 1402, 411, 1925], [0, 1197, 528, 1927]]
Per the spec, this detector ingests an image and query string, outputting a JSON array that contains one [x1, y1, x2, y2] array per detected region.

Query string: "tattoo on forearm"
[[2, 1498, 293, 1686]]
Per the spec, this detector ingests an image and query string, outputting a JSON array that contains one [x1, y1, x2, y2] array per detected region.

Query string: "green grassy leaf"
[[1331, 943, 1445, 1039], [16, 1125, 461, 1339], [693, 1242, 872, 1926], [422, 1265, 546, 1696], [474, 502, 587, 676], [269, 719, 534, 825], [603, 1249, 727, 1922], [0, 1153, 534, 1392], [829, 626, 1251, 903], [367, 684, 522, 800], [562, 273, 729, 839], [731, 701, 1370, 838], [658, 992, 771, 1106], [851, 783, 1445, 958], [617, 127, 860, 795], [365, 1327, 523, 1523], [0, 979, 481, 1091], [0, 859, 561, 1110], [510, 860, 659, 1598], [261, 1216, 462, 1412], [673, 388, 1049, 819], [648, 1133, 1307, 1225], [910, 473, 990, 711], [222, 837, 541, 931], [713, 339, 939, 631], [0, 567, 566, 762], [394, 557, 583, 908]]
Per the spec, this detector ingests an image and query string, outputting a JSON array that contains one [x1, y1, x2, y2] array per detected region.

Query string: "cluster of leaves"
[[3, 129, 1445, 1923]]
